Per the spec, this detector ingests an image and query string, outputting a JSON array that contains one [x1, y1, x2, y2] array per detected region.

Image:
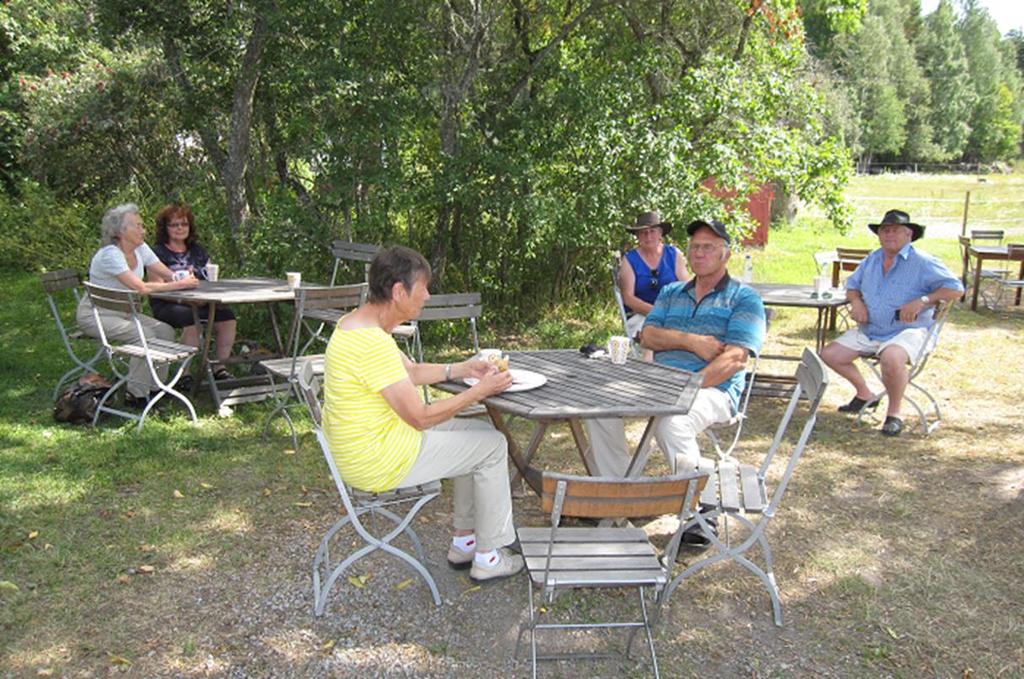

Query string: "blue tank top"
[[625, 245, 679, 312]]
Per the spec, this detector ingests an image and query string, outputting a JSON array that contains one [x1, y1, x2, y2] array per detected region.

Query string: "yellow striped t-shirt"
[[322, 326, 423, 491]]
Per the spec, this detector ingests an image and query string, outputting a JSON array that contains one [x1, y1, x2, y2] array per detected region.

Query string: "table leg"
[[486, 405, 544, 495], [828, 261, 841, 331], [567, 418, 596, 476], [188, 305, 204, 397], [624, 418, 657, 477], [200, 302, 220, 407], [971, 256, 983, 311], [815, 307, 826, 353], [268, 303, 285, 356], [1016, 261, 1024, 307]]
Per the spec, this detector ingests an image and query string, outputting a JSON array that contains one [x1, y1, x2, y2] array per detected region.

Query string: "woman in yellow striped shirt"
[[322, 246, 523, 583]]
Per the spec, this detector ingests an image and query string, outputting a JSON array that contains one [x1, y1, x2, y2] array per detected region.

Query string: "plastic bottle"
[[741, 253, 753, 283]]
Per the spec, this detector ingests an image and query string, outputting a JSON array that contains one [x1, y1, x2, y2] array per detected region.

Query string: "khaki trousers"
[[396, 418, 515, 551], [76, 298, 175, 398], [584, 387, 734, 477]]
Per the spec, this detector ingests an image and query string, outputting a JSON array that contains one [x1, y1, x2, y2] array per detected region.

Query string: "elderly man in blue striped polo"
[[585, 218, 765, 548], [820, 210, 963, 437]]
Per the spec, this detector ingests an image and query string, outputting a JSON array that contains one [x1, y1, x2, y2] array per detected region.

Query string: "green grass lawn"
[[2, 172, 1024, 677]]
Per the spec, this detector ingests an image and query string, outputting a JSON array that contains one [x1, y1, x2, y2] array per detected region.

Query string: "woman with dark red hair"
[[151, 204, 236, 379]]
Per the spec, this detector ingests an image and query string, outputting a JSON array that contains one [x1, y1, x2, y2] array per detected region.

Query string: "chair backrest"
[[756, 348, 828, 513], [908, 300, 952, 377], [41, 269, 84, 335], [329, 240, 380, 286], [970, 229, 1004, 243], [539, 471, 706, 520], [297, 359, 323, 426], [1007, 243, 1024, 258], [290, 283, 366, 364], [835, 247, 871, 267], [82, 283, 146, 351], [610, 254, 631, 338], [413, 292, 482, 361], [812, 251, 834, 275]]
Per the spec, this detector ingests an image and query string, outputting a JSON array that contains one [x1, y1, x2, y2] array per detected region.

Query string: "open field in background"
[[2, 173, 1024, 677]]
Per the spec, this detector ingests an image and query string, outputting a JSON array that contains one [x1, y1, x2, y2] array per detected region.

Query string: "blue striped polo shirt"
[[645, 273, 766, 411], [845, 243, 963, 341]]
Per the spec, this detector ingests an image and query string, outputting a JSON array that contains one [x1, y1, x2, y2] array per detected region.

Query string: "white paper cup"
[[172, 270, 189, 282], [205, 263, 219, 282], [607, 335, 631, 365], [286, 271, 301, 289]]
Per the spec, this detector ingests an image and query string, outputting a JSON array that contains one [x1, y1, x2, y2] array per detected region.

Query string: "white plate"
[[463, 368, 547, 392]]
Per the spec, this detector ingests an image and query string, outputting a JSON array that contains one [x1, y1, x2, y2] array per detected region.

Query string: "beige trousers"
[[76, 298, 175, 397], [584, 387, 734, 477], [396, 418, 516, 551]]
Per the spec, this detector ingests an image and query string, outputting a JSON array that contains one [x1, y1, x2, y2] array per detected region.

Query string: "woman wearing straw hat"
[[618, 210, 689, 339]]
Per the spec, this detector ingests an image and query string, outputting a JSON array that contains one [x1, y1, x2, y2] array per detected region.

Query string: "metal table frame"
[[436, 350, 702, 495]]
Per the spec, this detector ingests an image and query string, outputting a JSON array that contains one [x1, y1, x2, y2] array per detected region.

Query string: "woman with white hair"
[[76, 203, 199, 406]]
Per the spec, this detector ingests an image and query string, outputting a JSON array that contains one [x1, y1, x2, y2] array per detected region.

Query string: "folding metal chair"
[[703, 350, 760, 461], [855, 301, 953, 435], [611, 254, 631, 339], [662, 348, 828, 627], [41, 269, 104, 400], [83, 283, 198, 432], [516, 470, 708, 679], [988, 243, 1024, 310], [261, 283, 365, 450], [295, 365, 443, 613], [328, 239, 415, 349]]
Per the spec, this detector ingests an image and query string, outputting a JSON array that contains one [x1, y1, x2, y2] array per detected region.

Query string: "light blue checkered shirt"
[[846, 243, 963, 341], [645, 273, 766, 411]]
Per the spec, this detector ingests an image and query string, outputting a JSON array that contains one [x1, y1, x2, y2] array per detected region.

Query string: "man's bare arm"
[[698, 345, 749, 388], [641, 325, 724, 362]]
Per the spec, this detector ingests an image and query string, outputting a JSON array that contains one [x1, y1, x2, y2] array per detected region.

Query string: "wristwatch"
[[919, 295, 929, 305]]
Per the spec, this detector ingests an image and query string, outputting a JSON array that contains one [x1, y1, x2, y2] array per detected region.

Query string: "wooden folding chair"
[[295, 365, 443, 613], [516, 470, 708, 679], [855, 301, 953, 434], [663, 349, 828, 627], [328, 240, 415, 348], [41, 269, 104, 400], [83, 283, 198, 432]]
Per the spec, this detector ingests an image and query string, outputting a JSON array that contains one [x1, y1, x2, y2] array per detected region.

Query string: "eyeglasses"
[[687, 243, 724, 254], [168, 220, 189, 228]]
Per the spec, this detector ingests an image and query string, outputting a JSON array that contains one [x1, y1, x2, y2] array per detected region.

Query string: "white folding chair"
[[662, 348, 828, 627], [988, 243, 1024, 310], [261, 283, 365, 450], [703, 350, 760, 461], [83, 283, 198, 432], [295, 364, 443, 613], [516, 469, 707, 679], [855, 301, 953, 435], [41, 269, 104, 400]]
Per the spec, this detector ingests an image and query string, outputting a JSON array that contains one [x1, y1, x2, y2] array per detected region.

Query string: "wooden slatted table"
[[150, 278, 300, 409], [436, 349, 702, 495]]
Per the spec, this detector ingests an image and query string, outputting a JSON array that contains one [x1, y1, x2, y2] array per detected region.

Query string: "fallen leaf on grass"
[[293, 502, 312, 508], [199, 482, 213, 490], [0, 581, 19, 592], [463, 585, 481, 594], [107, 654, 132, 666], [139, 544, 157, 553], [262, 488, 272, 497], [319, 640, 335, 652], [394, 579, 414, 591], [884, 625, 899, 640], [115, 575, 131, 584], [283, 448, 296, 455], [173, 490, 185, 499], [301, 485, 308, 494], [137, 565, 155, 574], [347, 574, 370, 588], [27, 531, 39, 540], [36, 669, 53, 677]]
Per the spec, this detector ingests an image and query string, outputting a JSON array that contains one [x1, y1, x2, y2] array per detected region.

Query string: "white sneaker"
[[446, 545, 474, 570], [469, 547, 525, 583]]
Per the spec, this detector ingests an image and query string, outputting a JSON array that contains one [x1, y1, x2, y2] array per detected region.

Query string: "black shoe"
[[838, 395, 881, 413], [676, 517, 718, 558], [881, 416, 903, 436]]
